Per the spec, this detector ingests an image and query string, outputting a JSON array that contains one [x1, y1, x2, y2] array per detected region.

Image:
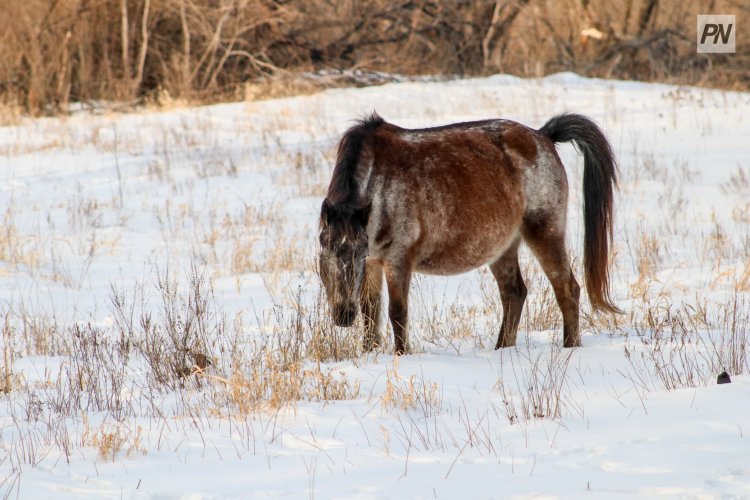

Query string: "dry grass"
[[620, 293, 750, 392], [1, 1, 749, 115], [494, 339, 577, 424], [722, 164, 750, 197], [380, 359, 442, 416], [85, 420, 146, 462], [2, 312, 17, 394]]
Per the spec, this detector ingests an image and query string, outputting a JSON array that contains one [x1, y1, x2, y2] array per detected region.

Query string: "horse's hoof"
[[495, 338, 516, 349], [394, 343, 410, 356]]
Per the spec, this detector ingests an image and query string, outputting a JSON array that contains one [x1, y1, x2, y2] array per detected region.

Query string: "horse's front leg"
[[360, 259, 383, 351], [384, 261, 412, 355]]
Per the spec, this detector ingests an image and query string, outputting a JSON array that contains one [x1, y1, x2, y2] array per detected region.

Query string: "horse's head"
[[318, 199, 369, 327]]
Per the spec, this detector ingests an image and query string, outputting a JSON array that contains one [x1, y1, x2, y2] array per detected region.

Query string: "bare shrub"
[[2, 1, 748, 115], [494, 340, 576, 424], [707, 293, 750, 378], [623, 296, 750, 392], [104, 266, 361, 413], [109, 264, 221, 389]]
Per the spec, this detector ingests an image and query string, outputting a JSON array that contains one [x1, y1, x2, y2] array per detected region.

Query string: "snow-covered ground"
[[1, 73, 750, 498]]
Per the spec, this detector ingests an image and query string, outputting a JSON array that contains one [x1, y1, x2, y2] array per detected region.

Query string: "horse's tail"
[[539, 113, 620, 313]]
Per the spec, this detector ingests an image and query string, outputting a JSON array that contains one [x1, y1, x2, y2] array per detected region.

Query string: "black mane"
[[326, 112, 385, 206]]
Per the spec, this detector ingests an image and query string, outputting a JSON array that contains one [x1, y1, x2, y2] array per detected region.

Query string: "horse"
[[318, 112, 619, 355]]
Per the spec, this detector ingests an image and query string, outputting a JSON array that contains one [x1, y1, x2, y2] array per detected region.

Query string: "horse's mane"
[[326, 113, 385, 206]]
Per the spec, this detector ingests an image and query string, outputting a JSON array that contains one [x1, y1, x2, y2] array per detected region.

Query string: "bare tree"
[[0, 0, 747, 115]]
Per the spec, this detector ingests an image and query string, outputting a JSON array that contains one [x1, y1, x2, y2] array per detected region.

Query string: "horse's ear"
[[320, 198, 332, 224], [354, 204, 370, 227]]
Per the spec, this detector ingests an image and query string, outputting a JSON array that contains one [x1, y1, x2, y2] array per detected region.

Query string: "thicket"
[[0, 0, 747, 115]]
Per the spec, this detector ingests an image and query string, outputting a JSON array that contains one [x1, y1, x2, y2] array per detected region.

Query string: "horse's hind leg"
[[360, 260, 383, 351], [521, 219, 581, 347], [491, 237, 527, 349]]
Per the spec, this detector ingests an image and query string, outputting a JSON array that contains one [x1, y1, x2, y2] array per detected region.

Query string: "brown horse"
[[318, 112, 619, 355]]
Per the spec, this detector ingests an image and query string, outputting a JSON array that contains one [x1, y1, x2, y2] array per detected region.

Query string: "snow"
[[2, 73, 750, 498]]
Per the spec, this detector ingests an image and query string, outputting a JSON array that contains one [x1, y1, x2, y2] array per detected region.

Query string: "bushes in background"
[[0, 0, 747, 115]]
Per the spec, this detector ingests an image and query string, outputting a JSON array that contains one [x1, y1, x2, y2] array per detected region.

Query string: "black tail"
[[539, 113, 620, 313]]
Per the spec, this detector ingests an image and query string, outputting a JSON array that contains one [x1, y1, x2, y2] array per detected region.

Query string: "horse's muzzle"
[[333, 304, 357, 327]]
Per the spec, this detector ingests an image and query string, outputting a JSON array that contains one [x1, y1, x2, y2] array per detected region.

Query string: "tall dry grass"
[[0, 0, 747, 116]]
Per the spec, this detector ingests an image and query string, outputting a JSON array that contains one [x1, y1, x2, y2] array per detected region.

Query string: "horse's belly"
[[414, 226, 518, 275]]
